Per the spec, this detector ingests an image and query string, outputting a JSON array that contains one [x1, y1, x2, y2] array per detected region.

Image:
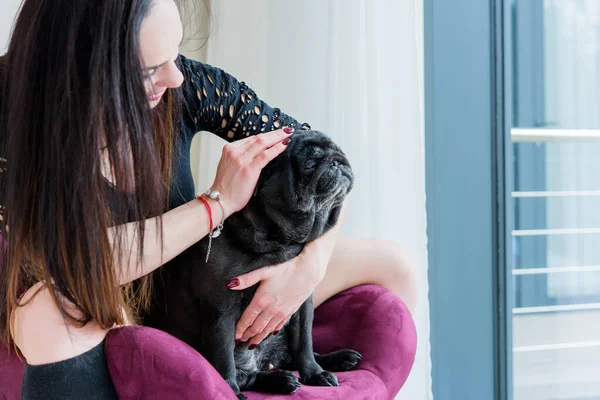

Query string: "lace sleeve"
[[177, 55, 311, 141]]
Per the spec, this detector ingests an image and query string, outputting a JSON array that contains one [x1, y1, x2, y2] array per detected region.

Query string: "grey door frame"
[[424, 0, 513, 398]]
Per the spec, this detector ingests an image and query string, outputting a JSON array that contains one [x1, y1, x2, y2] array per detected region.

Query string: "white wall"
[[0, 0, 20, 52]]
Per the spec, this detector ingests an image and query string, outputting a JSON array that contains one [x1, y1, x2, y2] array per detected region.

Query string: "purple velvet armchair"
[[0, 284, 416, 400]]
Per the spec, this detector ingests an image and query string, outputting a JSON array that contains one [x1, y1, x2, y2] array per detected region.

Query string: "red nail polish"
[[273, 330, 280, 336], [248, 344, 257, 350], [282, 138, 291, 146], [226, 278, 240, 289], [283, 127, 294, 134], [235, 339, 241, 345]]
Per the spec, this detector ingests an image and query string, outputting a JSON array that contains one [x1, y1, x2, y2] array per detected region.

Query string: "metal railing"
[[512, 128, 600, 142], [511, 128, 600, 324]]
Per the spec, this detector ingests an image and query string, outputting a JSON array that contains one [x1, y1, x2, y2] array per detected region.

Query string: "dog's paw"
[[315, 349, 363, 372], [302, 370, 339, 387], [266, 370, 302, 394], [236, 393, 248, 400], [329, 349, 362, 371]]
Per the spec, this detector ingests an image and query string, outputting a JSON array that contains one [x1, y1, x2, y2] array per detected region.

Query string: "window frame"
[[424, 0, 513, 398]]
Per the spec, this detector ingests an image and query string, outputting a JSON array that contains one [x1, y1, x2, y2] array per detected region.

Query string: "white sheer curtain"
[[191, 1, 430, 399]]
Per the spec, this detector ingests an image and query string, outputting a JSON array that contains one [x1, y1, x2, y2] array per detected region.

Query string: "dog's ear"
[[253, 170, 271, 197], [254, 149, 290, 198], [253, 166, 281, 197]]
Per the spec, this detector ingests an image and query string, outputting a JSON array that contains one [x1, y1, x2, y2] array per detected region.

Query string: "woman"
[[0, 0, 418, 398]]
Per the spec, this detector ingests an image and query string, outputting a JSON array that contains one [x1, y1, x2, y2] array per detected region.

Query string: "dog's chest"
[[234, 333, 291, 371], [234, 347, 260, 370]]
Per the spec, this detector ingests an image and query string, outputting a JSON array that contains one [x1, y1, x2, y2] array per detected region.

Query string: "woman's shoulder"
[[177, 54, 239, 92], [12, 281, 111, 364], [177, 54, 213, 75], [177, 54, 208, 83]]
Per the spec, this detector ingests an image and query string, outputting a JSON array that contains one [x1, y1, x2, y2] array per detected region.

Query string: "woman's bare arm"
[[109, 196, 223, 284]]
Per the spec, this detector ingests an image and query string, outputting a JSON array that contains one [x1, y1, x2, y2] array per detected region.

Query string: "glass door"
[[511, 1, 600, 398]]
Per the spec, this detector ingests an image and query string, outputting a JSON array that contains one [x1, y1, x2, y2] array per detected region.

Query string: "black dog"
[[143, 131, 360, 399]]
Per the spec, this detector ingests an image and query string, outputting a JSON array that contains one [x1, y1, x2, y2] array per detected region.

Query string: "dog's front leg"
[[286, 295, 339, 387], [199, 313, 246, 399]]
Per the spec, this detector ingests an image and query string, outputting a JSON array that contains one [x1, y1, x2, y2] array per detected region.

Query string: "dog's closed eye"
[[305, 160, 318, 170]]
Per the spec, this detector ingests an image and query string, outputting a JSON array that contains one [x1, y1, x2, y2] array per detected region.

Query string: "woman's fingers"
[[243, 128, 294, 160], [273, 318, 287, 334], [210, 127, 294, 214], [247, 316, 287, 347], [240, 311, 273, 344], [253, 137, 291, 169]]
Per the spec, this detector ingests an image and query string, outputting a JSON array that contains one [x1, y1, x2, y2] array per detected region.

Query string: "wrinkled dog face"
[[253, 130, 354, 242]]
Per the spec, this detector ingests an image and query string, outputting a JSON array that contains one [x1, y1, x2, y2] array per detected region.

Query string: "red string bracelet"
[[197, 195, 213, 232]]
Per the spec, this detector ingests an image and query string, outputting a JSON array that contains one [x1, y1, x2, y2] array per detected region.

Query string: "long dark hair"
[[0, 0, 179, 347]]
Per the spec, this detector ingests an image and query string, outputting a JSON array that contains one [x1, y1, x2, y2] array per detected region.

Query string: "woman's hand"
[[226, 249, 325, 348], [226, 201, 347, 348], [210, 128, 294, 217]]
